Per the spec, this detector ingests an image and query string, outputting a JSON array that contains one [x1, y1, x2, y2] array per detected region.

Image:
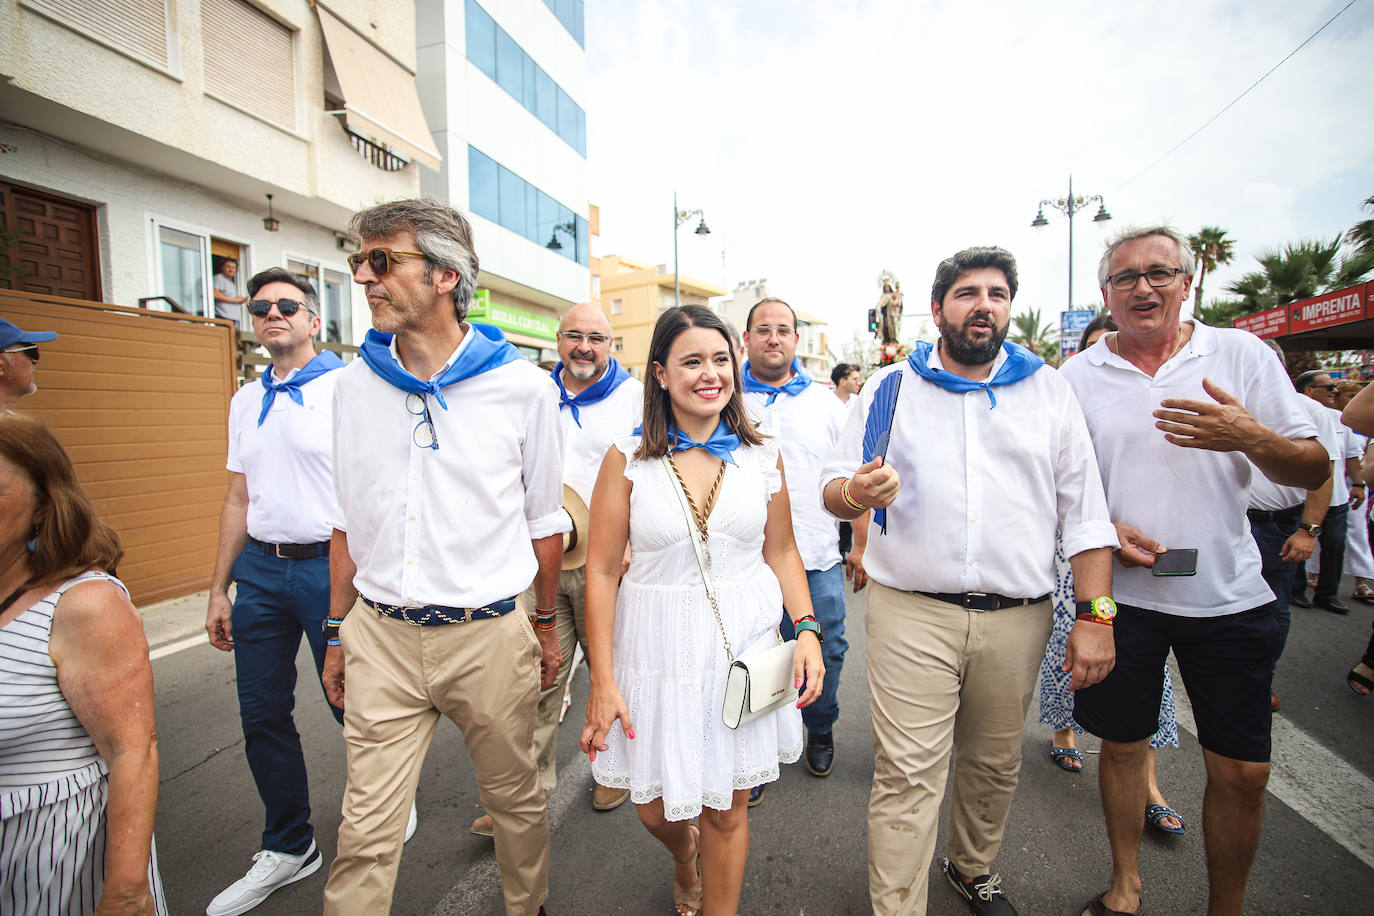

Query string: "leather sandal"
[[1080, 891, 1143, 915], [1349, 662, 1374, 697], [1050, 745, 1084, 772], [672, 823, 702, 916]]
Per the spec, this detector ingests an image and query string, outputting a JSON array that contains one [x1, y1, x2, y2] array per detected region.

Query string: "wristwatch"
[[1299, 523, 1322, 537], [793, 618, 825, 643], [1075, 596, 1117, 626]]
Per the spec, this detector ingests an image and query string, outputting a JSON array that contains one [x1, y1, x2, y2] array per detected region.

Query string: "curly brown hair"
[[0, 414, 122, 588]]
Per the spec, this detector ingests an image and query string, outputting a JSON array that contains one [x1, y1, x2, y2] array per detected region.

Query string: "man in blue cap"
[[0, 316, 57, 412]]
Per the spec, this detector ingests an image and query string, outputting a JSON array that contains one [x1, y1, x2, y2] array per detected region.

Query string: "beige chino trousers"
[[866, 584, 1053, 916], [323, 596, 549, 916], [524, 565, 589, 791]]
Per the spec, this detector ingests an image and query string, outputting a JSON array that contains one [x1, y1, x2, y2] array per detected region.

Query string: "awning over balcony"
[[316, 5, 442, 171]]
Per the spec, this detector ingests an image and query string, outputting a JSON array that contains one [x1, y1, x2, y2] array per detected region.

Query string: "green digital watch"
[[1075, 596, 1117, 626]]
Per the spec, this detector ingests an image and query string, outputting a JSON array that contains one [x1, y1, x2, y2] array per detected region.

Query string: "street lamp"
[[1031, 176, 1111, 307], [673, 191, 710, 307]]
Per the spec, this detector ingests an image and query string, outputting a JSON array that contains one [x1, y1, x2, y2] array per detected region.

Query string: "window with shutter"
[[22, 0, 170, 69], [202, 0, 296, 131]]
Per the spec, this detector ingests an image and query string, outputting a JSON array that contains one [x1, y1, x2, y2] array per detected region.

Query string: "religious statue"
[[875, 270, 903, 346]]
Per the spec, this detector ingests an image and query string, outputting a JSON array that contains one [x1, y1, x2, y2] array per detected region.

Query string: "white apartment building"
[[415, 0, 589, 361], [0, 0, 439, 345]]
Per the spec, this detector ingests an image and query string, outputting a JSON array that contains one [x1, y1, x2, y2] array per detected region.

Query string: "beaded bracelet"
[[841, 478, 867, 511], [534, 619, 558, 631]]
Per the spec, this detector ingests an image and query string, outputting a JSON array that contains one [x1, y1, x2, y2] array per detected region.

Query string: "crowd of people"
[[1, 201, 1371, 916]]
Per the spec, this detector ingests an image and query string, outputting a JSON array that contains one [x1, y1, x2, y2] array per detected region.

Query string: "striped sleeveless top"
[[0, 571, 125, 819]]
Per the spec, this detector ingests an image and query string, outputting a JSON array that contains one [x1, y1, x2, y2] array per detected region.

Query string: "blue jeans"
[[779, 564, 848, 734], [230, 545, 342, 856], [1249, 513, 1297, 663]]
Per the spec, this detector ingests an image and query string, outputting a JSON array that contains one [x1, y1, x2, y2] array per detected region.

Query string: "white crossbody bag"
[[661, 456, 799, 729]]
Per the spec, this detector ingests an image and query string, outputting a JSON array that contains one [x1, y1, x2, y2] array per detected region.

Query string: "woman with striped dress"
[[0, 413, 166, 915]]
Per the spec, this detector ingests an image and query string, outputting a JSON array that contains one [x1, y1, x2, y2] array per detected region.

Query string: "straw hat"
[[561, 484, 590, 570]]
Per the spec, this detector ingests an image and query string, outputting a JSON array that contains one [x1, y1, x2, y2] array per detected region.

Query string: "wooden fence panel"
[[1, 290, 236, 606]]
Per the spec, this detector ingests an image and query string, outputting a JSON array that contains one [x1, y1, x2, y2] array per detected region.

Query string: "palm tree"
[[1347, 195, 1374, 259], [1008, 307, 1058, 358], [1224, 235, 1374, 317], [1188, 226, 1236, 312]]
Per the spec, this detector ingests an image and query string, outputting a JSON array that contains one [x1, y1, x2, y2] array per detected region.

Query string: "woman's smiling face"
[[653, 325, 735, 427]]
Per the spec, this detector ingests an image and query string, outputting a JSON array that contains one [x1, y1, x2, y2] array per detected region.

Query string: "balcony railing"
[[345, 128, 409, 172]]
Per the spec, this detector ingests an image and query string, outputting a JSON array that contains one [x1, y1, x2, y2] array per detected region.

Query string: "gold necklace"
[[666, 453, 725, 542]]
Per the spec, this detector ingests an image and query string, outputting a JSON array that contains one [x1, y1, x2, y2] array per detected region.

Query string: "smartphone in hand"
[[1151, 548, 1198, 577]]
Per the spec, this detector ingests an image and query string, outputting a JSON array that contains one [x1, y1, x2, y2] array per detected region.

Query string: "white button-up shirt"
[[227, 364, 341, 544], [1061, 321, 1317, 618], [1249, 394, 1337, 511], [559, 370, 643, 507], [821, 346, 1117, 596], [332, 331, 570, 608], [744, 381, 849, 571]]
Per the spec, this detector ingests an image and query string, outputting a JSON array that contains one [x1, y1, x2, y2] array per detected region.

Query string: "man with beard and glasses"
[[820, 247, 1118, 916], [468, 303, 642, 838], [740, 297, 856, 799]]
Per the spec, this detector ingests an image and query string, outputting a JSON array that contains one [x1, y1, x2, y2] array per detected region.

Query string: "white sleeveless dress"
[[591, 435, 803, 821], [0, 571, 167, 916]]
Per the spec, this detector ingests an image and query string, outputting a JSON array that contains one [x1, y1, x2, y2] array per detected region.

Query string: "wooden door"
[[0, 181, 102, 300]]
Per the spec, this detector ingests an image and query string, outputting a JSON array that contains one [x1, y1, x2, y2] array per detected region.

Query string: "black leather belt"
[[1246, 505, 1303, 525], [362, 596, 517, 627], [249, 537, 329, 560], [918, 591, 1051, 611]]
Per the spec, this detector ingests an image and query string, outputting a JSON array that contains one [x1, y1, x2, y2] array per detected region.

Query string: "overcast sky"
[[583, 0, 1374, 348]]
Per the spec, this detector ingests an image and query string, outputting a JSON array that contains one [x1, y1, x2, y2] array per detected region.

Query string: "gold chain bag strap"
[[661, 454, 798, 729]]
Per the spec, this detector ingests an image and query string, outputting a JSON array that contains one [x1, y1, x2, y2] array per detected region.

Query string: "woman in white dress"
[[0, 413, 165, 915], [580, 305, 824, 916]]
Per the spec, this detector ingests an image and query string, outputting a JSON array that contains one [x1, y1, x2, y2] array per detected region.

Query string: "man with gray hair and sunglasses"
[[321, 199, 567, 916], [1060, 226, 1326, 916]]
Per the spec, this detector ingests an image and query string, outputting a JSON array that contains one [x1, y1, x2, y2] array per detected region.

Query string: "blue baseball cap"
[[0, 317, 58, 351]]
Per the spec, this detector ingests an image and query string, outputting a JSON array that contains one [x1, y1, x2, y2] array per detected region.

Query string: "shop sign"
[[469, 288, 557, 341], [1233, 304, 1288, 339], [1059, 309, 1097, 357], [1288, 284, 1364, 334]]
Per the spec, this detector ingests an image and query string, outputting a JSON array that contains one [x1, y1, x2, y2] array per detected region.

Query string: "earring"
[[26, 525, 39, 552]]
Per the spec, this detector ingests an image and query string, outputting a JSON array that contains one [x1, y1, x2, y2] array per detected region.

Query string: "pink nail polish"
[[627, 729, 635, 739], [794, 677, 802, 688]]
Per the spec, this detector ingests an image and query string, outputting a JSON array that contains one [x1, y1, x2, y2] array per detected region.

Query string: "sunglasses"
[[2, 345, 38, 363], [347, 247, 426, 277], [247, 298, 310, 318]]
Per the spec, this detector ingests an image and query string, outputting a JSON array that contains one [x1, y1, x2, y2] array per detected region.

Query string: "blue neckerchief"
[[359, 323, 522, 409], [258, 350, 345, 426], [906, 340, 1044, 408], [741, 359, 811, 405], [861, 370, 905, 533], [633, 421, 741, 466], [552, 358, 631, 427]]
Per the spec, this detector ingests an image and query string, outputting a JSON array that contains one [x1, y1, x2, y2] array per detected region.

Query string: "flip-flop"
[[1050, 746, 1084, 772], [1080, 891, 1143, 915], [1145, 803, 1186, 836]]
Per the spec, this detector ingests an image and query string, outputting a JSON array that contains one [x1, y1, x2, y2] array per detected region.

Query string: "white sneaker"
[[405, 800, 418, 842], [205, 840, 322, 916]]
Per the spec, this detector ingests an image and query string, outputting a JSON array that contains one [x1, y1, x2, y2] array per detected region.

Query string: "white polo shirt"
[[1061, 321, 1317, 618], [745, 380, 849, 571], [820, 347, 1117, 597], [332, 329, 570, 609], [1330, 405, 1363, 506], [226, 364, 341, 544], [1249, 395, 1337, 511], [559, 369, 643, 507]]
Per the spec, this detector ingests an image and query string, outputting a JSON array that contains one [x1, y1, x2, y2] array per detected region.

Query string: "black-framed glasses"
[[247, 298, 311, 318], [406, 393, 440, 450], [1106, 268, 1187, 291], [347, 247, 426, 277], [1, 345, 38, 363], [558, 331, 611, 346]]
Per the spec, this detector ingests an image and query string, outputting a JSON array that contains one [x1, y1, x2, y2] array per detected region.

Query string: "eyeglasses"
[[558, 331, 611, 347], [247, 298, 311, 318], [347, 247, 426, 277], [406, 393, 440, 450], [750, 325, 796, 339], [1106, 268, 1187, 291], [1, 345, 38, 363]]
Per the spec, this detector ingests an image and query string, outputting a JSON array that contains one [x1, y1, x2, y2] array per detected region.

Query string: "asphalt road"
[[147, 579, 1374, 915]]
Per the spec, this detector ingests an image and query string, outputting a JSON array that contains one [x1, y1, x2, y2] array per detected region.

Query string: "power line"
[[1117, 0, 1360, 190]]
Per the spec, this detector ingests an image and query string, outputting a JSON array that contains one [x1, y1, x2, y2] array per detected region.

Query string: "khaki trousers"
[[322, 597, 549, 916], [524, 566, 588, 791], [866, 584, 1053, 916]]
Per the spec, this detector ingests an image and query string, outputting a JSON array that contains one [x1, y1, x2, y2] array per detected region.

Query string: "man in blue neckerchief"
[[740, 297, 860, 802], [322, 200, 567, 916], [206, 267, 390, 916], [821, 247, 1118, 916]]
